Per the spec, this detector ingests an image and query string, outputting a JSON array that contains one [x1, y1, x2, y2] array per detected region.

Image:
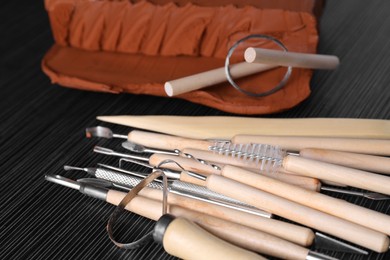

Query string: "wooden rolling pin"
[[220, 165, 390, 236], [97, 115, 390, 139], [164, 62, 276, 97], [204, 174, 390, 253], [232, 135, 390, 156], [244, 47, 340, 70]]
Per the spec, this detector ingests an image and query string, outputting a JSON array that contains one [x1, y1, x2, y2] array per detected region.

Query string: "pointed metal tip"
[[94, 146, 114, 154], [64, 165, 85, 171], [314, 232, 368, 255]]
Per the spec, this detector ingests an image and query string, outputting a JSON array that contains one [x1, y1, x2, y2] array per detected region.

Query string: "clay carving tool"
[[185, 144, 390, 196], [93, 145, 320, 191], [63, 165, 271, 219], [203, 163, 390, 237], [46, 175, 351, 259], [45, 175, 266, 260], [96, 116, 390, 139], [191, 173, 390, 253], [88, 125, 390, 176], [232, 135, 390, 156]]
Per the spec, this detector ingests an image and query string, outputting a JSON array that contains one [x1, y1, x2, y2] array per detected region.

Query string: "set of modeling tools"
[[45, 116, 390, 260]]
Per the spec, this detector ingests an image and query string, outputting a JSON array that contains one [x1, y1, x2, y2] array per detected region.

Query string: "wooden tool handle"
[[164, 62, 276, 96], [170, 206, 309, 260], [98, 115, 390, 140], [149, 153, 221, 175], [283, 155, 390, 195], [222, 165, 390, 236], [244, 47, 339, 70], [206, 175, 389, 252], [182, 148, 320, 191], [300, 148, 390, 175], [128, 130, 211, 151], [139, 187, 314, 247], [233, 135, 390, 156], [160, 216, 265, 260]]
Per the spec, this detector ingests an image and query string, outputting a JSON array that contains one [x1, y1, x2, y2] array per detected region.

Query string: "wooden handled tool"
[[97, 115, 390, 139], [154, 215, 265, 260], [221, 165, 390, 236], [244, 47, 339, 70], [205, 174, 390, 253], [164, 62, 276, 97], [300, 148, 390, 175], [283, 155, 390, 195], [107, 189, 316, 259], [149, 153, 321, 191], [130, 186, 314, 247], [232, 135, 390, 156]]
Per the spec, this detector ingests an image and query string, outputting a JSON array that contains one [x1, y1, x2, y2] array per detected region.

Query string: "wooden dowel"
[[244, 47, 339, 70], [164, 62, 276, 96], [205, 175, 389, 253]]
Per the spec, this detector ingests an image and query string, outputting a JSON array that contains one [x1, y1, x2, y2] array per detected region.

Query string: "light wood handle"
[[222, 165, 390, 236], [300, 148, 390, 175], [170, 206, 309, 260], [107, 192, 267, 258], [206, 175, 389, 252], [164, 62, 276, 96], [233, 135, 390, 156], [149, 153, 221, 175], [179, 170, 208, 186], [135, 187, 314, 247], [244, 47, 339, 70], [162, 217, 265, 260], [283, 155, 390, 195], [128, 130, 211, 151], [182, 148, 320, 191], [97, 116, 390, 140]]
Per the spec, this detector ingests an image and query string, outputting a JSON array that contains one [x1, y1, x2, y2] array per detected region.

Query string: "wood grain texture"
[[0, 1, 389, 260]]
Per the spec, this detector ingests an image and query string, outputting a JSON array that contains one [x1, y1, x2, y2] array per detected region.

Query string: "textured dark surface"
[[1, 1, 389, 259]]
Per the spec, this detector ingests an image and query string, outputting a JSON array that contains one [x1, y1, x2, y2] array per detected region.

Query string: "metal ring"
[[225, 34, 292, 97]]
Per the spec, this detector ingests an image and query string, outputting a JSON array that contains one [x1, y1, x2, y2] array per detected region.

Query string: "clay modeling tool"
[[88, 126, 390, 175], [185, 144, 390, 196], [203, 163, 390, 236], [232, 135, 390, 156], [45, 175, 357, 259], [44, 175, 266, 260], [192, 173, 390, 253], [244, 47, 340, 70], [93, 145, 320, 191], [63, 165, 271, 218], [95, 116, 390, 139]]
